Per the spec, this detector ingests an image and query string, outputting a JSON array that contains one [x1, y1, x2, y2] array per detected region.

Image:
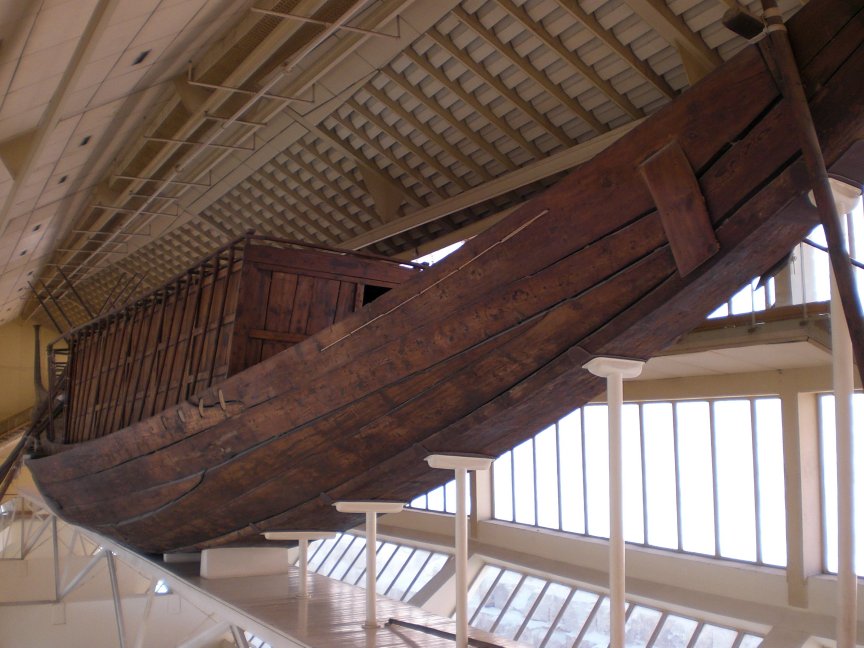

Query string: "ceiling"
[[0, 0, 802, 329]]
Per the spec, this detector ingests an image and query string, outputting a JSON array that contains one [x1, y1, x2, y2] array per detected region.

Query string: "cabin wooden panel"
[[228, 243, 418, 373], [57, 239, 418, 444], [62, 250, 246, 443]]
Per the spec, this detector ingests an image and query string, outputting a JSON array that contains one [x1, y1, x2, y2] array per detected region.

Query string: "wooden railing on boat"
[[49, 233, 422, 446]]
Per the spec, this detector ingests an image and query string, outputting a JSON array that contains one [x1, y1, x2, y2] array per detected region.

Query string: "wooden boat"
[[24, 0, 864, 554]]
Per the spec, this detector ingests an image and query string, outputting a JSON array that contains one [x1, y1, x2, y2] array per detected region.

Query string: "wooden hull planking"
[[28, 0, 864, 554]]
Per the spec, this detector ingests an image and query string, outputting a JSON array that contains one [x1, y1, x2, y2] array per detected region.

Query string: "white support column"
[[426, 454, 495, 648], [264, 531, 336, 597], [334, 501, 405, 628], [105, 551, 127, 648], [825, 180, 861, 648], [584, 356, 644, 648], [831, 270, 857, 648]]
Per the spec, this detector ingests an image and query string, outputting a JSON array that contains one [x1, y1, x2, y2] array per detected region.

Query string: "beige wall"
[[0, 319, 58, 422]]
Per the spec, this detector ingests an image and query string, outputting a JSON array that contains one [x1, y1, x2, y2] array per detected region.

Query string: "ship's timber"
[[28, 0, 864, 554]]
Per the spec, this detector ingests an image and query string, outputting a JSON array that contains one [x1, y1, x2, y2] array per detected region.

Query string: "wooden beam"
[[624, 0, 721, 80], [384, 67, 517, 171], [639, 140, 718, 276], [329, 111, 445, 201], [555, 0, 676, 99], [348, 96, 470, 191], [498, 0, 643, 120], [283, 102, 424, 209], [405, 47, 545, 159], [287, 148, 376, 226], [269, 160, 369, 232], [428, 27, 573, 147], [343, 120, 641, 250], [453, 6, 608, 135], [364, 83, 493, 181]]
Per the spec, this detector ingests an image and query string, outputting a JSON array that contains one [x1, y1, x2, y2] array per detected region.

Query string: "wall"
[[0, 319, 57, 422]]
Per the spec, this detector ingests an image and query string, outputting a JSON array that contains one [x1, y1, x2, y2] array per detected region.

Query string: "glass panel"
[[494, 451, 514, 522], [318, 534, 354, 576], [518, 582, 571, 645], [387, 549, 429, 600], [377, 545, 412, 593], [513, 438, 537, 525], [855, 395, 864, 576], [676, 401, 715, 555], [343, 541, 370, 585], [624, 605, 662, 647], [356, 542, 395, 588], [652, 615, 698, 647], [754, 398, 787, 566], [738, 634, 763, 647], [467, 566, 501, 621], [545, 590, 599, 648], [821, 394, 838, 573], [729, 283, 753, 315], [494, 576, 546, 638], [473, 570, 522, 631], [427, 485, 445, 512], [623, 404, 645, 544], [330, 536, 365, 580], [643, 403, 678, 549], [405, 552, 449, 601], [576, 596, 611, 647], [559, 409, 586, 534], [308, 535, 342, 571], [584, 405, 611, 538], [535, 425, 560, 529], [444, 479, 457, 514], [714, 400, 757, 561], [410, 494, 427, 509], [693, 625, 737, 648], [708, 303, 729, 319]]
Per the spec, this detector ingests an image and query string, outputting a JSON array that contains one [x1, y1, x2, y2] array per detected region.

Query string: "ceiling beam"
[[623, 0, 722, 77], [453, 6, 608, 135], [384, 67, 516, 172], [554, 0, 676, 100], [428, 27, 573, 147], [348, 96, 469, 191], [365, 83, 492, 182], [342, 120, 641, 251], [405, 47, 545, 159], [497, 0, 643, 120]]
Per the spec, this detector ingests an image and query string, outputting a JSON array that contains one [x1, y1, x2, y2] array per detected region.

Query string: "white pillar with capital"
[[425, 453, 494, 648], [263, 531, 336, 597], [583, 356, 644, 648], [334, 500, 405, 628]]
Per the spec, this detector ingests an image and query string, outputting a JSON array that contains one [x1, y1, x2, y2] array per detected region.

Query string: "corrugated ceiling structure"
[[0, 0, 802, 328]]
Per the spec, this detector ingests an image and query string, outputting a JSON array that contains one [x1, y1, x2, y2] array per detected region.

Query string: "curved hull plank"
[[28, 0, 864, 554]]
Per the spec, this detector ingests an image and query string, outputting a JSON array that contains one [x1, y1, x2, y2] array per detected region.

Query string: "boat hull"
[[28, 0, 864, 554]]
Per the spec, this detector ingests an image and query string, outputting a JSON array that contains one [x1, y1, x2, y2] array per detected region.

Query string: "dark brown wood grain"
[[640, 140, 718, 276], [27, 0, 864, 553]]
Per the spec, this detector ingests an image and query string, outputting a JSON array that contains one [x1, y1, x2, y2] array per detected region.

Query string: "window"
[[466, 564, 763, 647], [408, 479, 460, 513], [819, 393, 864, 574], [493, 398, 787, 566], [303, 532, 450, 603]]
